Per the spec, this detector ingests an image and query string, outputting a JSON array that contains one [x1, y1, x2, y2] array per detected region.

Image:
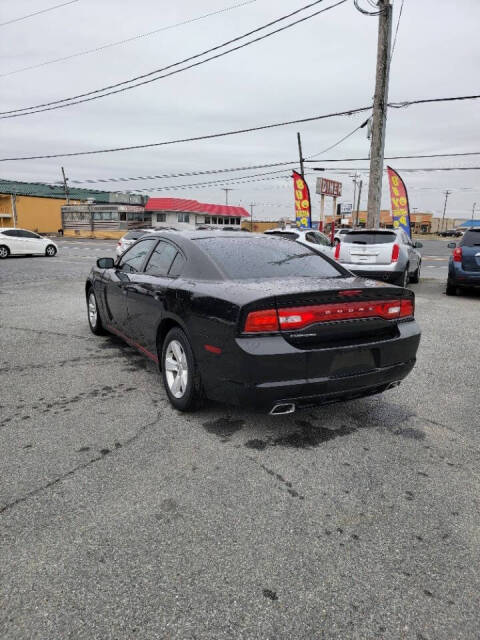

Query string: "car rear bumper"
[[341, 267, 401, 283], [448, 264, 480, 287], [204, 320, 420, 412]]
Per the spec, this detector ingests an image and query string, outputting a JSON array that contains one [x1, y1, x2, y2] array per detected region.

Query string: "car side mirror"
[[447, 242, 456, 249], [414, 241, 423, 248], [97, 257, 115, 269]]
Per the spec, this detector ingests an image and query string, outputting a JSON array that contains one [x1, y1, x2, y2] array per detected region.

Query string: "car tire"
[[87, 288, 106, 335], [45, 244, 57, 257], [410, 261, 421, 283], [161, 327, 203, 412], [395, 268, 409, 287], [446, 281, 457, 296], [0, 245, 10, 259]]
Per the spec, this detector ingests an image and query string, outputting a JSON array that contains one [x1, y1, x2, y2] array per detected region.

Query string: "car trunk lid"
[[339, 230, 397, 266]]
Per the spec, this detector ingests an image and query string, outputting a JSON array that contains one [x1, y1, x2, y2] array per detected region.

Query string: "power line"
[[391, 0, 405, 58], [306, 117, 370, 158], [0, 0, 79, 27], [0, 104, 372, 161], [0, 0, 346, 118], [0, 0, 258, 78], [1, 94, 479, 162], [63, 151, 480, 185]]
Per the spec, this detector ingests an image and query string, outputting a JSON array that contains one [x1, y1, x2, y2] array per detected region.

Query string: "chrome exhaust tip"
[[269, 403, 296, 416]]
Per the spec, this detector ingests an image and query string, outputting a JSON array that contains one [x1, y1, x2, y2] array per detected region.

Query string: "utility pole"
[[61, 166, 70, 204], [441, 190, 451, 233], [222, 188, 233, 205], [350, 172, 359, 223], [472, 202, 477, 221], [249, 203, 255, 232], [366, 0, 393, 229], [355, 179, 363, 228], [297, 132, 305, 177], [10, 194, 17, 228]]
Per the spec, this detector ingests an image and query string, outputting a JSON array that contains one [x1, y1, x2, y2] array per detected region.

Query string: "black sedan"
[[86, 231, 421, 414]]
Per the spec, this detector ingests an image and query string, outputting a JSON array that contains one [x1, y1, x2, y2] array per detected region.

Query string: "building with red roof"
[[145, 197, 250, 229]]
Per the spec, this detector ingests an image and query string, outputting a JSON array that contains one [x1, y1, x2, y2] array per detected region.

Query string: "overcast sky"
[[1, 0, 479, 220]]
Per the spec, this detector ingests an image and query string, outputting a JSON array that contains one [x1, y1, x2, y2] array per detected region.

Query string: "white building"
[[145, 197, 250, 230]]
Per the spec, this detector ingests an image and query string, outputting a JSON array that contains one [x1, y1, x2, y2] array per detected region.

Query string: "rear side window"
[[168, 251, 186, 277], [1, 230, 21, 237], [343, 232, 396, 244], [306, 231, 330, 246], [144, 240, 178, 276], [196, 236, 345, 280], [461, 230, 480, 247]]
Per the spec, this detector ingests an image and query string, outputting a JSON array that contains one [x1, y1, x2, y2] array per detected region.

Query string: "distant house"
[[145, 198, 250, 229]]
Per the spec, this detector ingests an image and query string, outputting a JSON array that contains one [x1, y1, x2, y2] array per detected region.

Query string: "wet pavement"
[[0, 238, 479, 640]]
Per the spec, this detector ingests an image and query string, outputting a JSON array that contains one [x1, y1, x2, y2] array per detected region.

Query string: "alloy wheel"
[[165, 339, 188, 399], [0, 247, 8, 258], [46, 245, 56, 256], [88, 292, 97, 328]]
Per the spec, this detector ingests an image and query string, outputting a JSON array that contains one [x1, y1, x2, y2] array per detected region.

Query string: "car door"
[[0, 230, 23, 254], [18, 230, 46, 254], [126, 240, 182, 351], [401, 231, 419, 272], [103, 237, 158, 334]]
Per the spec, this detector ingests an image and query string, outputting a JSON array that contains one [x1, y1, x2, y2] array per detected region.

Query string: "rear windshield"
[[343, 231, 396, 245], [461, 230, 480, 247], [195, 236, 344, 280]]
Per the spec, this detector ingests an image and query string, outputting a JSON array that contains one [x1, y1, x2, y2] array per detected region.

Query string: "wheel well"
[[156, 319, 181, 367], [85, 281, 93, 298], [0, 244, 10, 254]]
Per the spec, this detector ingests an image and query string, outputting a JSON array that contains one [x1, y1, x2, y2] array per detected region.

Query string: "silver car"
[[335, 228, 423, 287], [264, 228, 334, 257]]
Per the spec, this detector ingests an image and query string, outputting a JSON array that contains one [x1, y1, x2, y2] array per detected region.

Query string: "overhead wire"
[[0, 0, 348, 118], [1, 93, 479, 162], [0, 0, 258, 78], [0, 0, 79, 27], [62, 151, 480, 185], [391, 0, 405, 58], [305, 117, 370, 159]]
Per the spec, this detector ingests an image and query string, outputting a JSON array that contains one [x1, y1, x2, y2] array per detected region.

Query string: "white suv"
[[264, 228, 333, 257]]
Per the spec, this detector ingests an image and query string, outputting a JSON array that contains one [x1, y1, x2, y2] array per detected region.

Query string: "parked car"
[[439, 229, 462, 237], [86, 231, 420, 414], [115, 228, 157, 257], [334, 228, 422, 287], [446, 228, 480, 295], [264, 228, 333, 257], [334, 228, 352, 244], [0, 228, 57, 258]]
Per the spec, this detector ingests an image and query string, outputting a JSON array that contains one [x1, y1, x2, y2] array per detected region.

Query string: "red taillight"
[[453, 247, 462, 262], [244, 298, 414, 333], [400, 298, 414, 318], [391, 244, 400, 262], [334, 242, 341, 260], [244, 309, 279, 333]]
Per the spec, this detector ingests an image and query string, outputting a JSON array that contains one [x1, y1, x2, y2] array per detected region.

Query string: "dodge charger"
[[85, 231, 421, 414]]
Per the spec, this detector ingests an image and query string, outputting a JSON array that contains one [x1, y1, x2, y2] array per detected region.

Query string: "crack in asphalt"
[[1, 325, 91, 341], [247, 456, 305, 500], [0, 410, 162, 516], [0, 354, 124, 374]]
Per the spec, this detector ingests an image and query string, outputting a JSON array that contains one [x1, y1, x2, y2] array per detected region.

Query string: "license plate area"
[[330, 349, 376, 376]]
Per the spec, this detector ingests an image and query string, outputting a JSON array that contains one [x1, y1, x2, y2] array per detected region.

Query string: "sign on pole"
[[292, 171, 311, 229], [316, 178, 343, 197], [387, 166, 411, 237]]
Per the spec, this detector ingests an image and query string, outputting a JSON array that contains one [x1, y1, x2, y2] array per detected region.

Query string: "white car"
[[334, 228, 352, 244], [264, 228, 334, 256], [0, 228, 58, 258], [115, 228, 157, 257]]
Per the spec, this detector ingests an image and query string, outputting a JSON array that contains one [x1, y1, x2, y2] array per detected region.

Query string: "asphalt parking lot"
[[1, 237, 479, 640]]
